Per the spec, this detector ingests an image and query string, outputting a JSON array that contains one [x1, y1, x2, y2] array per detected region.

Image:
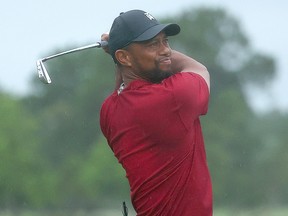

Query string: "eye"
[[149, 41, 159, 48], [165, 39, 169, 46]]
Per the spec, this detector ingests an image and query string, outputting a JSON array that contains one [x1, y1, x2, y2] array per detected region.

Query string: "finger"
[[101, 33, 109, 41]]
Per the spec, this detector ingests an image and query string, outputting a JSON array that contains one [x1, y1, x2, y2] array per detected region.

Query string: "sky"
[[0, 0, 287, 112]]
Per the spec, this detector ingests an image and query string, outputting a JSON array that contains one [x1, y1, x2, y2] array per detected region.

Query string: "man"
[[100, 9, 212, 216]]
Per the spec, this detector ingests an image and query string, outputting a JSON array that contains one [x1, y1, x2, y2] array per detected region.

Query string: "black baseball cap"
[[108, 10, 181, 61]]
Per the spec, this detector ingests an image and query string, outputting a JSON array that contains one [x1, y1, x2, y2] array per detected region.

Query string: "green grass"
[[214, 207, 288, 216], [0, 208, 288, 216]]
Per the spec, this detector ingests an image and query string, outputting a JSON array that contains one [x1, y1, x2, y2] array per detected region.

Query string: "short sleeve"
[[163, 72, 210, 128]]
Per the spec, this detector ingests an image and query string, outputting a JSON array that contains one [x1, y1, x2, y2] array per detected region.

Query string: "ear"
[[115, 50, 132, 66]]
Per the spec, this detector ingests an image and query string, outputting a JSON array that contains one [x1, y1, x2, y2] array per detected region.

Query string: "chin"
[[150, 71, 173, 83]]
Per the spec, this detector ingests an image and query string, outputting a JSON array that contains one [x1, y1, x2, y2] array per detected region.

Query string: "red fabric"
[[100, 72, 212, 216]]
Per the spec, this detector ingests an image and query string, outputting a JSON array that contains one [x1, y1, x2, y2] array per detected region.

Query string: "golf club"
[[36, 41, 108, 84]]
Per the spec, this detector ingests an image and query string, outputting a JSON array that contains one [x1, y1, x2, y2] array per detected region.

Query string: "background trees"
[[1, 6, 287, 211]]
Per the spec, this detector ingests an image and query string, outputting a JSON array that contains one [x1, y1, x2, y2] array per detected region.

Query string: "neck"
[[119, 66, 142, 87]]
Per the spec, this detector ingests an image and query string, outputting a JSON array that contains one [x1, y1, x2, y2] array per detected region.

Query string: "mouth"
[[159, 57, 171, 65]]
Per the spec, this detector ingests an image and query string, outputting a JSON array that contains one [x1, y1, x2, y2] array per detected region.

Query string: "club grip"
[[99, 40, 108, 47]]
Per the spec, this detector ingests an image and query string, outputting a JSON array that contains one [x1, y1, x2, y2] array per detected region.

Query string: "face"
[[125, 32, 173, 83]]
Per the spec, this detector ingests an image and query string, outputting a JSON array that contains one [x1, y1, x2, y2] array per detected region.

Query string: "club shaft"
[[41, 41, 107, 62]]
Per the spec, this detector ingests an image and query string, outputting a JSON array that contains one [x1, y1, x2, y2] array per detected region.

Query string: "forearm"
[[101, 33, 123, 91], [170, 50, 210, 91], [114, 66, 123, 90], [171, 50, 206, 73]]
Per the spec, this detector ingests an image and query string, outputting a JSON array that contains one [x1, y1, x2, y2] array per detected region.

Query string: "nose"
[[159, 41, 171, 56]]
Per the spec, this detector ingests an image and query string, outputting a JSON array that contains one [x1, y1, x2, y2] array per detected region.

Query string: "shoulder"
[[100, 91, 118, 120], [100, 92, 118, 137], [163, 72, 209, 93], [163, 72, 210, 115]]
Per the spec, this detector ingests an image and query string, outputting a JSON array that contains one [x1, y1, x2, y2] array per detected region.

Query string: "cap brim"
[[133, 23, 180, 42]]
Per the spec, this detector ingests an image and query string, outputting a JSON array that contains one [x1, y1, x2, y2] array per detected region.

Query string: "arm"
[[114, 65, 123, 90], [101, 33, 123, 90], [170, 50, 210, 91]]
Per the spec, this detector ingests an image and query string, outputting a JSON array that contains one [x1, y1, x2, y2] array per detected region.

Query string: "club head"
[[36, 60, 51, 84]]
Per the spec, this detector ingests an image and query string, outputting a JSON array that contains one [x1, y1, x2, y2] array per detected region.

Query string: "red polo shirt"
[[100, 72, 212, 216]]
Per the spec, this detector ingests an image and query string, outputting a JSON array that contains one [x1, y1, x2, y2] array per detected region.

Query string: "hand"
[[101, 33, 110, 54]]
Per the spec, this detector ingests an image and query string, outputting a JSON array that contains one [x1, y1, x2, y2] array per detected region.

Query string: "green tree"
[[25, 49, 114, 165], [75, 137, 130, 208], [24, 48, 118, 208], [251, 112, 288, 205], [0, 92, 58, 208]]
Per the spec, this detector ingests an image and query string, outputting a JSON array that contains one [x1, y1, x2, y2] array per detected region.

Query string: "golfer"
[[100, 9, 212, 216]]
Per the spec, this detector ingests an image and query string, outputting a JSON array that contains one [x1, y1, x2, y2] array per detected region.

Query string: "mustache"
[[158, 57, 171, 62]]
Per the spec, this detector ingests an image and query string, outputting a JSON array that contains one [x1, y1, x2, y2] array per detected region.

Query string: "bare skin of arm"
[[101, 33, 123, 90], [114, 65, 124, 90], [170, 50, 210, 91]]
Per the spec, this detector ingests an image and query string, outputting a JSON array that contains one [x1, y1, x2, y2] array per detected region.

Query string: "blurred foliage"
[[0, 93, 58, 208], [0, 6, 287, 211]]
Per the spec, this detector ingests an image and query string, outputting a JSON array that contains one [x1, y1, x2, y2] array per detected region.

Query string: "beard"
[[145, 61, 174, 83], [132, 57, 174, 83], [147, 69, 174, 83]]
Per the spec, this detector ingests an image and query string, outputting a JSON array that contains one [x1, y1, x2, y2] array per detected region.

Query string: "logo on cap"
[[144, 12, 155, 20]]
